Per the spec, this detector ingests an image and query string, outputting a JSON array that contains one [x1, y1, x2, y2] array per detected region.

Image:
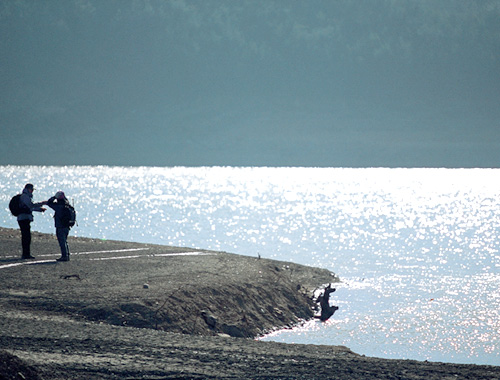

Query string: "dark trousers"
[[56, 227, 70, 259], [18, 219, 31, 258]]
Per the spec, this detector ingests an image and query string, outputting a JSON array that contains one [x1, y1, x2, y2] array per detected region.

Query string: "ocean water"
[[1, 166, 499, 366]]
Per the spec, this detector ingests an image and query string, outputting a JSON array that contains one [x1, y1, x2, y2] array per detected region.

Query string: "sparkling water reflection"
[[1, 166, 499, 365]]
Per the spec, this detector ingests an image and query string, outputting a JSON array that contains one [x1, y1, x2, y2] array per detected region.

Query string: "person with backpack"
[[46, 191, 75, 262], [16, 183, 47, 259]]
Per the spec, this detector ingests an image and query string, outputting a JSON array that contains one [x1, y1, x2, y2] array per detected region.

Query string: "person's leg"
[[63, 227, 70, 260], [18, 220, 32, 259], [56, 227, 69, 261]]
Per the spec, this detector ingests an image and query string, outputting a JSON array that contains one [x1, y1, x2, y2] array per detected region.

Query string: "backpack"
[[61, 204, 76, 228], [9, 194, 29, 216]]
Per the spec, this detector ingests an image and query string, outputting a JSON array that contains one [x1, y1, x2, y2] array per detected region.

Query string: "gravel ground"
[[1, 227, 499, 379]]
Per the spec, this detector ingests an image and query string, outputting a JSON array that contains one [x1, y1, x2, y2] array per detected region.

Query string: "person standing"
[[46, 191, 71, 262], [17, 183, 46, 259]]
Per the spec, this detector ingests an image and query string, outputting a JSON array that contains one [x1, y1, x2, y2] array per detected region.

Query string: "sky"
[[1, 0, 500, 167]]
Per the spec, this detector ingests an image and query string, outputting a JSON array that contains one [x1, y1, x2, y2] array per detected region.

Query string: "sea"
[[1, 166, 499, 366]]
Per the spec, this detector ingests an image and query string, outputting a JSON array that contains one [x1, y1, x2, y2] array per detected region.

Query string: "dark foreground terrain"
[[1, 227, 498, 379]]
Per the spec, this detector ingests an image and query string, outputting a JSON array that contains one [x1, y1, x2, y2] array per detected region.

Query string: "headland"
[[0, 227, 498, 379]]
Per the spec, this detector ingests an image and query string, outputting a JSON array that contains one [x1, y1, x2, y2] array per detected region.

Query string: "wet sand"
[[1, 227, 498, 379]]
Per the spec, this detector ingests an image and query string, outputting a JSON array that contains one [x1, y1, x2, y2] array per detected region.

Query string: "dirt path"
[[1, 227, 499, 379]]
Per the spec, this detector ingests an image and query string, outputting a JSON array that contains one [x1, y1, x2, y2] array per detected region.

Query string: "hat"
[[24, 183, 35, 190], [55, 191, 66, 200]]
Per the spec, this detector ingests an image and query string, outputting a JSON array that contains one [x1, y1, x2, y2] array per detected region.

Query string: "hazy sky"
[[1, 0, 499, 167]]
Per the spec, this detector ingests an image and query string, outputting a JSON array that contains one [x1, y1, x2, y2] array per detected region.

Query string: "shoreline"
[[1, 227, 499, 379]]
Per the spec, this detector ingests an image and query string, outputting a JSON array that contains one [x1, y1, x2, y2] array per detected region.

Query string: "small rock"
[[201, 310, 217, 329], [221, 324, 246, 338]]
